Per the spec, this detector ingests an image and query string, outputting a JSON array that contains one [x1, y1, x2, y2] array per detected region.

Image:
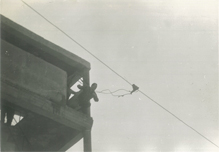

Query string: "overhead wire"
[[96, 89, 132, 97], [139, 90, 219, 148], [97, 89, 131, 93], [20, 0, 132, 86], [19, 0, 219, 148]]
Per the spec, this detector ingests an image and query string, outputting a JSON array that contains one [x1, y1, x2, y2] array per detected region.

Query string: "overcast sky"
[[1, 0, 218, 151]]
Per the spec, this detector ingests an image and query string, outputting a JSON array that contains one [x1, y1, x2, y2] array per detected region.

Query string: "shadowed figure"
[[1, 105, 15, 126], [67, 83, 99, 113]]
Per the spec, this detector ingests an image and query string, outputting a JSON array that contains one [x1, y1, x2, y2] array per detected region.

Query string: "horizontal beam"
[[1, 80, 93, 131], [1, 15, 90, 74]]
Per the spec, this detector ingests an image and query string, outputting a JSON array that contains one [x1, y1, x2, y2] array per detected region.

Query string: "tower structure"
[[1, 15, 93, 152]]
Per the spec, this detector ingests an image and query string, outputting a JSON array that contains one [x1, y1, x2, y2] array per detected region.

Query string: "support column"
[[83, 71, 92, 152], [83, 129, 92, 152]]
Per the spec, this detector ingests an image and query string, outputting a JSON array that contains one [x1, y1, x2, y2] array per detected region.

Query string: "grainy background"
[[1, 0, 218, 151]]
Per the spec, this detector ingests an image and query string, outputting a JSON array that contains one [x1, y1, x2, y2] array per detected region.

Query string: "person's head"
[[91, 83, 97, 91]]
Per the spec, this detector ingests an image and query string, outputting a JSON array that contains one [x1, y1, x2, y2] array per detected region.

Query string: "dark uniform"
[[78, 85, 98, 110], [67, 84, 99, 113]]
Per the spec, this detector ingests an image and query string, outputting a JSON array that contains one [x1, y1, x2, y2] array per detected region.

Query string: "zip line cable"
[[20, 0, 132, 86], [139, 90, 219, 148], [20, 0, 219, 148]]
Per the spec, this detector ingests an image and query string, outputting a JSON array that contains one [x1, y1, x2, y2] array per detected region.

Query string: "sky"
[[1, 0, 218, 152]]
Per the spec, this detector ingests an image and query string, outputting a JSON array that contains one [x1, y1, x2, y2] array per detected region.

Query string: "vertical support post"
[[83, 71, 92, 152], [83, 130, 92, 152]]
